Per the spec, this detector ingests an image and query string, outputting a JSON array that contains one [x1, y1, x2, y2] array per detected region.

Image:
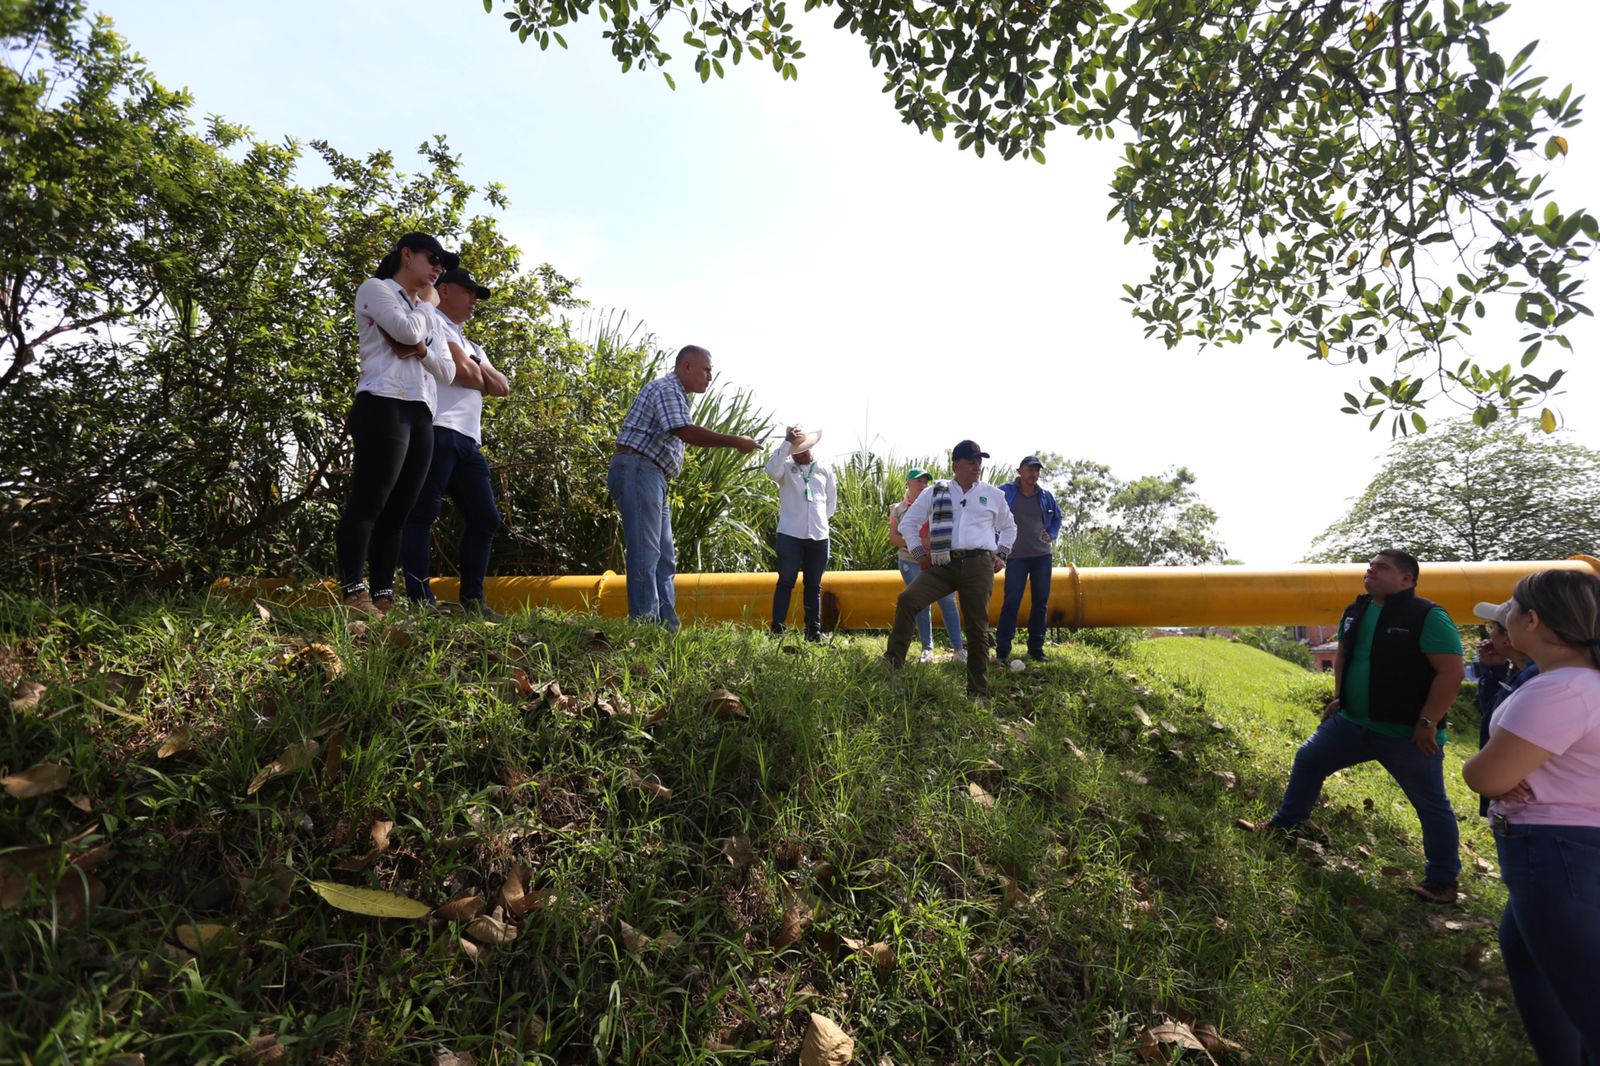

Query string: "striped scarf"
[[927, 482, 955, 566]]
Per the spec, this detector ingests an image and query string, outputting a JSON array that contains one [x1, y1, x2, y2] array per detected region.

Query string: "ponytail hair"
[[374, 247, 404, 280], [1513, 569, 1600, 671]]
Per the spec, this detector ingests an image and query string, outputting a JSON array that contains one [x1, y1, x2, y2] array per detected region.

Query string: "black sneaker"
[[1407, 879, 1459, 904], [1028, 651, 1047, 663], [462, 599, 506, 623]]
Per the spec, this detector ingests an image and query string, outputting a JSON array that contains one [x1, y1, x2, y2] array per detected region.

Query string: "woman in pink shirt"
[[1464, 568, 1600, 1066]]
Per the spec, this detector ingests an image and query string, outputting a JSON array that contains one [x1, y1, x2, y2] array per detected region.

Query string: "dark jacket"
[[1337, 588, 1445, 727], [999, 482, 1063, 541]]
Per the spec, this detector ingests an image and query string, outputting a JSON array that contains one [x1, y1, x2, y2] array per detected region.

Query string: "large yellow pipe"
[[226, 556, 1600, 629]]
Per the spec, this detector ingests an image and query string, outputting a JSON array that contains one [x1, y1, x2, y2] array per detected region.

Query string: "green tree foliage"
[[0, 2, 676, 593], [1306, 416, 1600, 562], [1233, 626, 1315, 669], [1031, 452, 1227, 566], [486, 0, 1593, 427]]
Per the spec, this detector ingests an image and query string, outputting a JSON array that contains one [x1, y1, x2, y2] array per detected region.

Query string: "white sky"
[[94, 1, 1597, 564]]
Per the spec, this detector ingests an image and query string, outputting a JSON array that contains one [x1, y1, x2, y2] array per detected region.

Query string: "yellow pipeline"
[[225, 556, 1600, 629]]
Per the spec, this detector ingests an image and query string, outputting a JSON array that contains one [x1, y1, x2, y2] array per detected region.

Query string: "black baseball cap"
[[394, 232, 459, 271], [437, 267, 491, 300], [951, 440, 990, 462], [1019, 455, 1045, 471]]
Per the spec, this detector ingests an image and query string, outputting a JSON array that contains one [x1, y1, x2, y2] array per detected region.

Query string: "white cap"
[[1473, 599, 1514, 627]]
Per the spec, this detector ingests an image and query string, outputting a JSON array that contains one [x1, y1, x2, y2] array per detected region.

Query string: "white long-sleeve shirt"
[[897, 479, 1017, 558], [354, 278, 455, 412], [765, 441, 836, 540]]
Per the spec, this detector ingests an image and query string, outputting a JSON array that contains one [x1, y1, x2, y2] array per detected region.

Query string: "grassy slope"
[[0, 603, 1525, 1065]]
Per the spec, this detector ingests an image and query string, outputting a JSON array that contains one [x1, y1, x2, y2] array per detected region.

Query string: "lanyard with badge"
[[798, 462, 816, 501]]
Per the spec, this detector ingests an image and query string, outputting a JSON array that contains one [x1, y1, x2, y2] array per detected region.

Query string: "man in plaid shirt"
[[608, 346, 759, 628]]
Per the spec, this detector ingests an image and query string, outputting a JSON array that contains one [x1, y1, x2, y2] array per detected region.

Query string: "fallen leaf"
[[618, 919, 650, 952], [247, 740, 319, 795], [67, 794, 93, 813], [457, 937, 479, 961], [241, 1034, 285, 1065], [280, 640, 343, 681], [498, 865, 536, 916], [629, 769, 672, 800], [382, 626, 415, 650], [434, 894, 486, 922], [1063, 737, 1088, 761], [370, 819, 394, 852], [254, 601, 273, 624], [523, 1014, 546, 1044], [433, 1048, 475, 1066], [464, 914, 517, 945], [840, 934, 867, 951], [1122, 771, 1150, 786], [1379, 866, 1406, 878], [799, 1013, 855, 1066], [1000, 876, 1027, 909], [2, 763, 70, 799], [321, 731, 345, 786], [1193, 1022, 1244, 1057], [308, 881, 430, 918], [721, 834, 755, 868], [157, 727, 192, 759], [176, 922, 239, 951], [774, 885, 814, 948], [966, 781, 996, 809], [867, 941, 894, 969], [1212, 770, 1237, 789], [55, 873, 105, 927], [705, 687, 748, 719], [509, 666, 535, 695], [1132, 704, 1153, 727], [11, 680, 46, 713], [1134, 1020, 1217, 1064]]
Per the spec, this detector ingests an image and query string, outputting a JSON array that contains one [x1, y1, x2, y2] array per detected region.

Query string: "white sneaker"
[[1009, 658, 1026, 673], [953, 649, 968, 663], [918, 649, 935, 664]]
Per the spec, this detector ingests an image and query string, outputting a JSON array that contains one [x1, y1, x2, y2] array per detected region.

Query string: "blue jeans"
[[1495, 823, 1600, 1065], [607, 452, 678, 628], [1269, 713, 1460, 883], [897, 558, 961, 650], [772, 533, 829, 639], [996, 554, 1052, 658], [400, 427, 501, 604]]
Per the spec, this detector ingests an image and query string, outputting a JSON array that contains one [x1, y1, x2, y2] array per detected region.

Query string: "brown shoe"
[[372, 594, 395, 617], [343, 590, 380, 618], [1407, 879, 1459, 904]]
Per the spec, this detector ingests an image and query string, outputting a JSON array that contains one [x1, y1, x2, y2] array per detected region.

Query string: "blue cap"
[[1019, 455, 1045, 471]]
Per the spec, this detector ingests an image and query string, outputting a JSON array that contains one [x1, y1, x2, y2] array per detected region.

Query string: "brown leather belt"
[[615, 444, 668, 477]]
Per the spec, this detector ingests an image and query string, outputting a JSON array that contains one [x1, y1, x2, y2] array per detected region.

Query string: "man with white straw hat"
[[765, 425, 835, 641]]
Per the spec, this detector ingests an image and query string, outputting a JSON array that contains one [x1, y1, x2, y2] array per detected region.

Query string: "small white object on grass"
[[1009, 658, 1025, 673]]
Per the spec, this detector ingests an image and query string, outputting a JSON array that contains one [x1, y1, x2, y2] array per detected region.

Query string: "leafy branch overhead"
[[486, 0, 1594, 427]]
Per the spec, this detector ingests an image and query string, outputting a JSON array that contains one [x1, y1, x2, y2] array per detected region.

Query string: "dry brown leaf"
[[434, 894, 486, 922], [55, 873, 105, 927], [773, 885, 814, 948], [240, 1035, 285, 1065], [705, 687, 748, 719], [867, 941, 894, 969], [1134, 1020, 1218, 1064], [1193, 1022, 1245, 1057], [2, 763, 70, 799], [654, 930, 682, 949], [1063, 737, 1088, 761], [523, 1014, 547, 1044], [433, 1048, 475, 1066], [67, 794, 93, 813], [176, 922, 238, 952], [629, 769, 672, 800], [510, 666, 536, 695], [618, 919, 650, 952], [966, 781, 996, 809], [382, 626, 415, 650], [246, 740, 319, 795], [1379, 866, 1406, 878], [458, 937, 480, 961], [704, 1040, 739, 1052], [498, 865, 538, 916], [281, 640, 343, 680], [1000, 876, 1027, 909], [10, 680, 46, 713], [840, 934, 867, 951], [1212, 770, 1237, 789], [254, 601, 273, 624], [1132, 704, 1154, 727], [464, 914, 517, 945], [1122, 771, 1150, 786], [721, 834, 755, 868], [321, 731, 345, 786], [157, 727, 192, 759], [370, 818, 394, 852], [799, 1013, 855, 1066]]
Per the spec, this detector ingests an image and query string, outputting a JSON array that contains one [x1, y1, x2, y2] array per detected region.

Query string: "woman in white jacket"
[[334, 232, 459, 616]]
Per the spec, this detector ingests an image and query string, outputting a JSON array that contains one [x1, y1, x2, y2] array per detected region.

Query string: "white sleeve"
[[419, 308, 455, 385], [994, 491, 1018, 553], [764, 441, 792, 482], [899, 488, 934, 554], [358, 278, 433, 345]]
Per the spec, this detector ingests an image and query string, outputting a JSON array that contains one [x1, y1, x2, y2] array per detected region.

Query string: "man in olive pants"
[[883, 440, 1017, 697]]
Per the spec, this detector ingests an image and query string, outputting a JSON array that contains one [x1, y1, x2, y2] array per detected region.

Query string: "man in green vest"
[[1245, 549, 1466, 903]]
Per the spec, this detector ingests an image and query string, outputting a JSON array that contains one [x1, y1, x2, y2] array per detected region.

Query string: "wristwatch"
[[1416, 717, 1439, 729]]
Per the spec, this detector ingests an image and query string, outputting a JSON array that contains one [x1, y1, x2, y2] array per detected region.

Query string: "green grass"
[[1, 602, 1526, 1064]]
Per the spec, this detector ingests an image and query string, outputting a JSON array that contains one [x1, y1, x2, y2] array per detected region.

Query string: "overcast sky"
[[94, 1, 1598, 565]]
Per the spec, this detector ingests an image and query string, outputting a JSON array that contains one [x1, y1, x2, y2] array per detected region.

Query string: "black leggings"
[[335, 392, 434, 598]]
